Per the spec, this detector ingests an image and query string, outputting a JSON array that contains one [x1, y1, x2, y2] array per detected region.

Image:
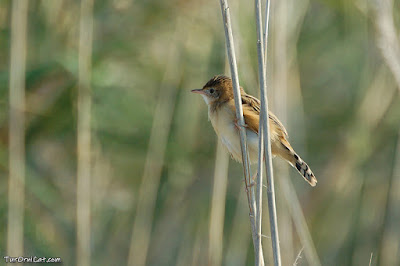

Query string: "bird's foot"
[[243, 172, 258, 189], [234, 118, 248, 131]]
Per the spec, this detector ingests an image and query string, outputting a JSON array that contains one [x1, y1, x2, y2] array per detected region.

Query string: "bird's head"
[[191, 75, 235, 105]]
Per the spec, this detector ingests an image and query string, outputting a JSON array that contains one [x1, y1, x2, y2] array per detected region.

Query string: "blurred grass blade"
[[378, 115, 400, 266], [7, 0, 29, 258], [77, 0, 94, 265], [127, 27, 182, 266], [272, 0, 295, 259], [271, 0, 292, 263], [278, 175, 321, 266], [225, 190, 251, 266], [208, 140, 229, 266], [371, 2, 400, 264], [293, 247, 304, 266], [372, 0, 400, 91]]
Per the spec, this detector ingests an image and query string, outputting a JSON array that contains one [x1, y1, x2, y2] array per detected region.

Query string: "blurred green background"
[[1, 0, 400, 265]]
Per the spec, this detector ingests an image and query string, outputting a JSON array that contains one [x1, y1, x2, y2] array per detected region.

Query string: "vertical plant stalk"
[[256, 0, 282, 265], [224, 55, 250, 266], [255, 112, 265, 266], [7, 0, 29, 258], [127, 28, 181, 266], [263, 0, 271, 66], [255, 1, 266, 265], [208, 141, 229, 266], [77, 0, 94, 265], [218, 0, 262, 263]]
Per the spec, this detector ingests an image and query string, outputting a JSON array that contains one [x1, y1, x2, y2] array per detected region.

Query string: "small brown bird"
[[192, 75, 317, 186]]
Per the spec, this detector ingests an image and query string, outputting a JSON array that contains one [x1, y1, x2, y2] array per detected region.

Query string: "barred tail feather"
[[273, 139, 317, 187], [293, 153, 317, 186]]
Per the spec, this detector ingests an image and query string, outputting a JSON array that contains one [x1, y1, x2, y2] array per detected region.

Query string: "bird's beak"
[[191, 89, 206, 95]]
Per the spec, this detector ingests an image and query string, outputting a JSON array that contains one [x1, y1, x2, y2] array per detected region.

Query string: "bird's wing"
[[241, 93, 288, 137], [241, 94, 261, 134], [268, 111, 288, 138]]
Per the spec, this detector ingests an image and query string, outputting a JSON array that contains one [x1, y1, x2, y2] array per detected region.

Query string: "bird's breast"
[[208, 105, 235, 136], [208, 105, 258, 163]]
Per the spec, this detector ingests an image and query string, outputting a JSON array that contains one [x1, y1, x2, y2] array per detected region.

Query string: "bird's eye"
[[209, 88, 215, 94]]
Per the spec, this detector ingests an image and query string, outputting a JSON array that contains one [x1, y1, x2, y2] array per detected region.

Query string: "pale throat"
[[202, 95, 220, 115], [201, 95, 211, 105]]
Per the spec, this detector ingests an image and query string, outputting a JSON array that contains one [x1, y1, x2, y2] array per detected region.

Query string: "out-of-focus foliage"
[[0, 0, 399, 265]]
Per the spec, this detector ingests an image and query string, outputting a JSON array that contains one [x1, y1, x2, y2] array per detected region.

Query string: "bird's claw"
[[248, 180, 256, 188], [243, 178, 256, 191], [234, 118, 248, 131]]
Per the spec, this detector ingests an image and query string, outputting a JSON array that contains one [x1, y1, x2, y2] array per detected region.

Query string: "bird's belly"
[[215, 119, 259, 164], [219, 126, 242, 162]]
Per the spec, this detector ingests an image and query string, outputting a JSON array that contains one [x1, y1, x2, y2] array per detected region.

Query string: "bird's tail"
[[291, 152, 317, 186], [278, 140, 317, 187]]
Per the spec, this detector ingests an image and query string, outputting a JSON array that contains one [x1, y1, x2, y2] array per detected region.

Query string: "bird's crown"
[[202, 75, 232, 90]]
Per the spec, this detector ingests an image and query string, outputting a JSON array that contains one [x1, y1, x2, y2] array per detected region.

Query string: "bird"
[[191, 75, 317, 187]]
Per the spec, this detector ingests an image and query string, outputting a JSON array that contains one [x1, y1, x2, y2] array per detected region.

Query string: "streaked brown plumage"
[[192, 75, 317, 187]]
